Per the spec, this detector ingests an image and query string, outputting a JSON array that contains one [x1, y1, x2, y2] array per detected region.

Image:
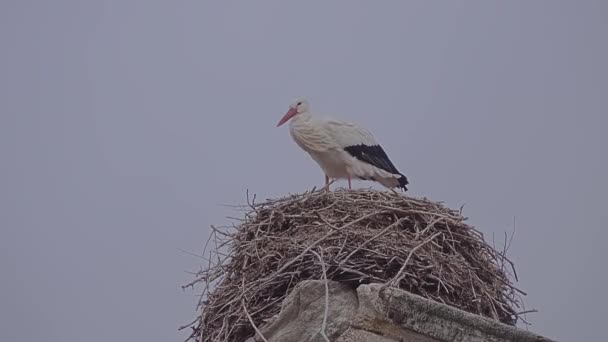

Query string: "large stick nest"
[[182, 188, 525, 342]]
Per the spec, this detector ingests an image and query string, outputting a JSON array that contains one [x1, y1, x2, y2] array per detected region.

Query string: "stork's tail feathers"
[[397, 173, 409, 191], [358, 173, 408, 191]]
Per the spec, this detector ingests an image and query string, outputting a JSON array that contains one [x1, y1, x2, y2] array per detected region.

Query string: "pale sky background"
[[1, 1, 607, 341]]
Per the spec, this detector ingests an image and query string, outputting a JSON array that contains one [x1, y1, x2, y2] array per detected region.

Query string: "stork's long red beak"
[[276, 108, 297, 127]]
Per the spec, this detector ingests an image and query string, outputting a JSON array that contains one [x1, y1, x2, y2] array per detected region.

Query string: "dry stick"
[[339, 218, 406, 266], [314, 212, 342, 232], [388, 231, 443, 287], [210, 224, 233, 238], [178, 248, 211, 262], [241, 278, 269, 342], [271, 211, 383, 276], [514, 292, 533, 326], [379, 206, 462, 224], [504, 219, 519, 282], [515, 309, 538, 315], [177, 316, 199, 331], [196, 239, 218, 311], [417, 216, 445, 239], [246, 189, 257, 210], [310, 248, 330, 342], [182, 275, 206, 292], [241, 300, 269, 342], [196, 259, 214, 341]]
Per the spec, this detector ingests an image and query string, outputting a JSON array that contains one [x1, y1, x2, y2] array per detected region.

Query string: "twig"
[[515, 309, 538, 315], [310, 248, 330, 342], [177, 316, 199, 331], [241, 277, 269, 342], [417, 216, 444, 239], [271, 211, 383, 276], [339, 218, 405, 266], [246, 189, 259, 215], [388, 231, 442, 287], [241, 300, 268, 342]]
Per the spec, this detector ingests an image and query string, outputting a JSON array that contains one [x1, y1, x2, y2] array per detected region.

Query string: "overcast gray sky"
[[1, 1, 607, 341]]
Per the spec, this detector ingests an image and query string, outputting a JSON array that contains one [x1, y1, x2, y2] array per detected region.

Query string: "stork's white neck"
[[289, 112, 313, 126]]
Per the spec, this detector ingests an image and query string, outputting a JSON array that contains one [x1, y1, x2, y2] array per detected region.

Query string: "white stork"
[[276, 97, 409, 192]]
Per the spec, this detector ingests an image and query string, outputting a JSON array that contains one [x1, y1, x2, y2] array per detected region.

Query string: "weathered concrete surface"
[[245, 280, 358, 342], [356, 284, 554, 342], [244, 280, 554, 342], [335, 329, 396, 342]]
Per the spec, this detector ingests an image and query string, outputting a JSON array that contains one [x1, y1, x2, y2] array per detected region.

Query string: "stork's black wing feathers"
[[343, 144, 409, 190], [344, 144, 398, 173]]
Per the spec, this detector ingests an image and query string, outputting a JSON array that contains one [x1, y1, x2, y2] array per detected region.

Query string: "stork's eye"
[[297, 102, 302, 106]]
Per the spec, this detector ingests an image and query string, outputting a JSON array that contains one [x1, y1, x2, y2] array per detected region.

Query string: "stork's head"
[[276, 97, 310, 127]]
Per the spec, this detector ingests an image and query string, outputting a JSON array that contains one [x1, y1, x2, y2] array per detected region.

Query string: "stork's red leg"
[[348, 176, 352, 190], [325, 174, 330, 191]]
